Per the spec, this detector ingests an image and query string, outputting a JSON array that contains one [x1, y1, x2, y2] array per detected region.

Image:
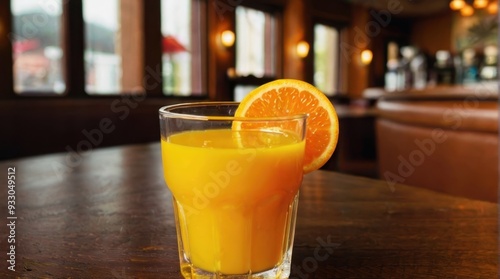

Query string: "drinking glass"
[[159, 102, 307, 278]]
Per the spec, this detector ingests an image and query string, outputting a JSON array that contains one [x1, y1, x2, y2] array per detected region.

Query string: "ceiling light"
[[487, 1, 498, 13], [473, 0, 489, 8], [450, 0, 466, 10], [460, 4, 475, 16]]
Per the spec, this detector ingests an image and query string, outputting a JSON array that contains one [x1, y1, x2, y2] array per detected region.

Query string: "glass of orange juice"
[[159, 102, 307, 278]]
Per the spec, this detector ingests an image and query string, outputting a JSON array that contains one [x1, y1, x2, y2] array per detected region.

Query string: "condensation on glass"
[[83, 0, 145, 95], [314, 24, 340, 96], [11, 0, 65, 94], [235, 6, 277, 78], [161, 0, 206, 96]]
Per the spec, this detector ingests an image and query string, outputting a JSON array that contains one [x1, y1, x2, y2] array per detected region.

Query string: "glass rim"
[[159, 102, 308, 122]]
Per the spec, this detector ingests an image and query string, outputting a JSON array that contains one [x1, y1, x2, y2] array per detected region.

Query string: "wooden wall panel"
[[283, 0, 309, 81], [410, 10, 453, 55]]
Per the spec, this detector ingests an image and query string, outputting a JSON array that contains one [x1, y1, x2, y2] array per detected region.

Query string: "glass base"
[[180, 247, 292, 279]]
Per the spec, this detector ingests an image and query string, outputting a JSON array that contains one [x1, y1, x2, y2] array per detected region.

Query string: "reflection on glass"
[[161, 0, 205, 96], [314, 24, 339, 96], [11, 0, 65, 94], [235, 6, 276, 78], [83, 0, 144, 95]]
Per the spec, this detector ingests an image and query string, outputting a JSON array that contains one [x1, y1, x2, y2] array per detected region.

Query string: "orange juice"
[[161, 129, 304, 275]]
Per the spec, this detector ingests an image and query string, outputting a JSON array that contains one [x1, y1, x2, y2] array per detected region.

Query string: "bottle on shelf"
[[461, 48, 479, 84], [433, 50, 455, 85], [396, 46, 416, 90], [479, 45, 498, 81], [410, 49, 427, 89]]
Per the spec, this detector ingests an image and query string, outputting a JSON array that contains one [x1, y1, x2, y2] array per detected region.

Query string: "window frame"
[[161, 0, 207, 96], [229, 2, 283, 101], [0, 1, 15, 99], [311, 18, 347, 96], [0, 0, 208, 99]]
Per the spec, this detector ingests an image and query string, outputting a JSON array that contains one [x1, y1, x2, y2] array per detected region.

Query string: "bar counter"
[[363, 82, 498, 101], [0, 143, 497, 278]]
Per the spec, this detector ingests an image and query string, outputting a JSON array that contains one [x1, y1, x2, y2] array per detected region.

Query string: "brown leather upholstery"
[[377, 101, 498, 133], [376, 98, 498, 202]]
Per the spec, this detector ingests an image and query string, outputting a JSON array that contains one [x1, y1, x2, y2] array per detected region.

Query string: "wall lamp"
[[296, 41, 309, 58], [360, 49, 373, 65], [220, 30, 235, 48]]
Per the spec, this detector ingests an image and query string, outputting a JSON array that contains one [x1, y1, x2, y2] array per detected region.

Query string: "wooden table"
[[0, 143, 497, 278]]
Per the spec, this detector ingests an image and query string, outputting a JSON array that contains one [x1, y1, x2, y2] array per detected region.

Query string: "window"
[[234, 5, 279, 101], [161, 0, 206, 96], [235, 6, 277, 78], [11, 0, 65, 94], [83, 0, 144, 95], [7, 0, 207, 97], [314, 23, 340, 96]]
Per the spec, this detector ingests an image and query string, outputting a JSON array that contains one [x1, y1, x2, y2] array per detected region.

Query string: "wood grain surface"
[[0, 143, 497, 278]]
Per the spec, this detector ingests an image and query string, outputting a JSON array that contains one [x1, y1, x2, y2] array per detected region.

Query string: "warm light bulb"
[[487, 1, 498, 13], [450, 0, 466, 10], [360, 49, 373, 65], [220, 30, 235, 47], [460, 5, 475, 16], [473, 0, 489, 9], [296, 41, 310, 58]]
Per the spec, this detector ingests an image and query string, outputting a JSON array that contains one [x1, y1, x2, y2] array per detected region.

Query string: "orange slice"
[[234, 79, 339, 174]]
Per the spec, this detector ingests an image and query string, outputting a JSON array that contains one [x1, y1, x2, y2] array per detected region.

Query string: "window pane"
[[236, 6, 276, 77], [161, 0, 206, 96], [84, 0, 144, 95], [11, 0, 65, 94], [234, 85, 257, 102], [314, 24, 339, 95]]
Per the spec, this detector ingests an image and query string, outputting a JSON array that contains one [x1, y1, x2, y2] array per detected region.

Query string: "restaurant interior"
[[1, 0, 497, 201], [0, 0, 500, 279]]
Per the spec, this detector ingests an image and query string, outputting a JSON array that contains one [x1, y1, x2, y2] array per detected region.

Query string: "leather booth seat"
[[376, 95, 498, 202]]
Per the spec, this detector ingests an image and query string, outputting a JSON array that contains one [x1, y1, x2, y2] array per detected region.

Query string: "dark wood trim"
[[239, 1, 283, 13], [143, 0, 163, 97], [64, 0, 86, 97], [310, 1, 351, 24], [0, 0, 14, 98], [303, 0, 314, 84], [207, 0, 235, 101], [190, 0, 208, 96], [274, 10, 283, 79]]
